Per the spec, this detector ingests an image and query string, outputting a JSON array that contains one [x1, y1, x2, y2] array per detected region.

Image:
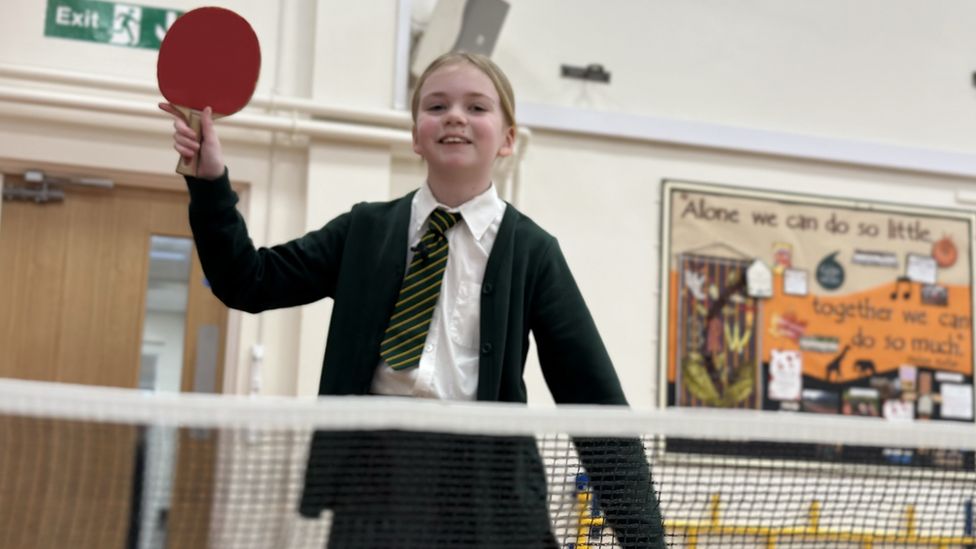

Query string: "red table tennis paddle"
[[157, 7, 261, 176]]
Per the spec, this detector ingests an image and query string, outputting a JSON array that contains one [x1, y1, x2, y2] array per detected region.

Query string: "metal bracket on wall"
[[1, 169, 113, 203], [561, 63, 611, 84], [2, 181, 64, 203]]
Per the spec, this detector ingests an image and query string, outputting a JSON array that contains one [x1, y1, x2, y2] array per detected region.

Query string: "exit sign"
[[44, 0, 182, 50]]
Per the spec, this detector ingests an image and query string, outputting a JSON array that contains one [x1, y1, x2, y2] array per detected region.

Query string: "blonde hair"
[[410, 52, 516, 130]]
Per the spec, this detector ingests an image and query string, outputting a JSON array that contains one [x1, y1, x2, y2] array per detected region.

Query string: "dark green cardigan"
[[186, 172, 625, 404], [185, 172, 664, 547]]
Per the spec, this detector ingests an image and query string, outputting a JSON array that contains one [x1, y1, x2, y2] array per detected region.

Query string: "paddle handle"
[[175, 108, 203, 177]]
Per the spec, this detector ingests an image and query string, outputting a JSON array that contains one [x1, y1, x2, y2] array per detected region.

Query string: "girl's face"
[[412, 62, 515, 177]]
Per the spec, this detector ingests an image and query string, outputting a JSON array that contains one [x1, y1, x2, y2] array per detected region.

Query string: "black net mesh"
[[1, 381, 974, 548]]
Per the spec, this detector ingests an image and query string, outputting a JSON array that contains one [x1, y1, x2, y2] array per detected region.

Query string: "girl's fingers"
[[173, 118, 196, 139], [174, 145, 197, 159], [161, 102, 225, 180], [162, 102, 197, 139], [173, 142, 195, 160], [173, 136, 195, 152], [158, 102, 187, 122], [200, 106, 217, 144], [174, 131, 199, 150]]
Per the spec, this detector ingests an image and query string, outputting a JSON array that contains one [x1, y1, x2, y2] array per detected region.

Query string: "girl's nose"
[[444, 105, 466, 125]]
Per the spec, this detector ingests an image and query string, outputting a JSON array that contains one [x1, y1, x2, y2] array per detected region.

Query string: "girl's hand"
[[158, 103, 226, 180]]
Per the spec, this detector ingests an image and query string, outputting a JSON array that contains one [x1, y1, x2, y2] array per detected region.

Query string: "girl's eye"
[[426, 104, 444, 111], [469, 105, 487, 112]]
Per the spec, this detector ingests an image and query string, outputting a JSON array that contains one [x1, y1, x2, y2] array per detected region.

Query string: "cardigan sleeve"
[[574, 437, 666, 548], [529, 238, 666, 547], [529, 238, 626, 405], [185, 170, 349, 313]]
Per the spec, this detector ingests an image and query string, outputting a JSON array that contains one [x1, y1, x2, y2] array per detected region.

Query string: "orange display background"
[[761, 280, 971, 381], [663, 183, 975, 387], [668, 270, 972, 382]]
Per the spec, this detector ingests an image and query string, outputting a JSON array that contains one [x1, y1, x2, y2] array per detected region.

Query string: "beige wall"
[[517, 132, 976, 407], [1, 1, 975, 409], [493, 0, 976, 152]]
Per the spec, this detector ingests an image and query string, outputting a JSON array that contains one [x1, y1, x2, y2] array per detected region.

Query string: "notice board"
[[661, 180, 975, 422]]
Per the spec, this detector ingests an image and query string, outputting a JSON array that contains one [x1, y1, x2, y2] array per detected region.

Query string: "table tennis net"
[[1, 378, 974, 548]]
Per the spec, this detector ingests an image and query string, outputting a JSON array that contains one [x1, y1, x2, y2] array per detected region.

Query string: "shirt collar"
[[412, 182, 505, 241]]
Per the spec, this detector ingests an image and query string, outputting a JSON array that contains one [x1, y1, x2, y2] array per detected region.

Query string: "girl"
[[161, 52, 662, 548]]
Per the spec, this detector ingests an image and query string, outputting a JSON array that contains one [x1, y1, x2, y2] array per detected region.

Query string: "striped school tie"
[[380, 208, 462, 370]]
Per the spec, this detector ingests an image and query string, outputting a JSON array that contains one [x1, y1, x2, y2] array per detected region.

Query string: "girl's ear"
[[497, 125, 516, 158], [412, 125, 423, 157]]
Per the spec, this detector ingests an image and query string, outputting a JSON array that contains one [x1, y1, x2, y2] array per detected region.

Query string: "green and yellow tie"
[[380, 208, 462, 370]]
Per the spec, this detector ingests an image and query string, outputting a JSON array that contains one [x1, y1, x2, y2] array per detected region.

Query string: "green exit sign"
[[45, 0, 183, 50]]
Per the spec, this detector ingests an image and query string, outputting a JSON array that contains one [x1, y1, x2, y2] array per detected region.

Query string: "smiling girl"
[[161, 52, 663, 548]]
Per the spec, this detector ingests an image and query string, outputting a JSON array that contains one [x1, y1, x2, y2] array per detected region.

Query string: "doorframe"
[[0, 172, 5, 230], [0, 157, 248, 395]]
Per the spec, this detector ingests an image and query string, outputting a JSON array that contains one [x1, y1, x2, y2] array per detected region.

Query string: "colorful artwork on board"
[[662, 181, 975, 422]]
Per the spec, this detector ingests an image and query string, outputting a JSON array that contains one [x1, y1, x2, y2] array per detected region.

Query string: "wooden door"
[[164, 249, 228, 549], [0, 177, 228, 548]]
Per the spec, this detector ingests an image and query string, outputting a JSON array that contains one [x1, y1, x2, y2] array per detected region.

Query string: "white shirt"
[[370, 182, 507, 400]]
